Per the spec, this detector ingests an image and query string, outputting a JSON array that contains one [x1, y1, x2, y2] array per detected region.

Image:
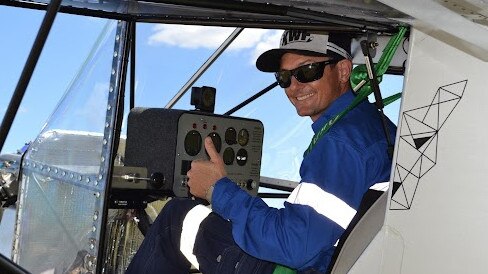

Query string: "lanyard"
[[304, 91, 401, 156]]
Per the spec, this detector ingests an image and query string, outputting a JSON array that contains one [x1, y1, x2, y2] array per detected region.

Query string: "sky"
[[0, 4, 404, 262], [0, 7, 283, 154]]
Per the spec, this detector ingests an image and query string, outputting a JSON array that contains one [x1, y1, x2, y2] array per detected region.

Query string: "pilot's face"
[[280, 53, 348, 122]]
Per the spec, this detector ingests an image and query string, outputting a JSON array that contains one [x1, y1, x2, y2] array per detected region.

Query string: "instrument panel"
[[122, 108, 264, 198], [174, 112, 263, 197]]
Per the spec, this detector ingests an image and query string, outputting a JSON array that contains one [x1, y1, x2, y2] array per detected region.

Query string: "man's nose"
[[287, 75, 303, 91]]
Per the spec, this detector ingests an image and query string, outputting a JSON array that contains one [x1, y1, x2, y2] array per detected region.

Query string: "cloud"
[[248, 30, 283, 65], [147, 25, 283, 64], [229, 28, 279, 51], [148, 25, 235, 49]]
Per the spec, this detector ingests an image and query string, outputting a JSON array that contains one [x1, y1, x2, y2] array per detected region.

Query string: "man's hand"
[[187, 137, 227, 201]]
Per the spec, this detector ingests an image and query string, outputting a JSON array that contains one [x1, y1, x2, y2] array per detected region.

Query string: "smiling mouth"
[[296, 93, 314, 101]]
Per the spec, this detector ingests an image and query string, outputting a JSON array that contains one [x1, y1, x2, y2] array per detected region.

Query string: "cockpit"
[[0, 1, 411, 273]]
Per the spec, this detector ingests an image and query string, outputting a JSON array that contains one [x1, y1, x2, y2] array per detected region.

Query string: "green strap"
[[383, 92, 402, 106], [304, 26, 407, 157], [304, 89, 371, 156], [303, 91, 401, 156], [273, 265, 297, 274]]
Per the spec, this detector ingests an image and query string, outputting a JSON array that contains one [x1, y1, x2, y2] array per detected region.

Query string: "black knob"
[[246, 179, 256, 190], [150, 172, 166, 189]]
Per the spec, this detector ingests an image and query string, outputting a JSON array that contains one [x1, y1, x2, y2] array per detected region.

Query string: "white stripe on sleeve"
[[286, 182, 356, 229], [180, 204, 212, 269], [369, 182, 390, 191]]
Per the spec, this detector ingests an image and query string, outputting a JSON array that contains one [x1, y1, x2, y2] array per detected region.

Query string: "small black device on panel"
[[191, 86, 216, 113], [122, 107, 264, 198]]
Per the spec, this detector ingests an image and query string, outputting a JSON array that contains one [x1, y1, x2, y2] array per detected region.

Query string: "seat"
[[327, 189, 388, 274]]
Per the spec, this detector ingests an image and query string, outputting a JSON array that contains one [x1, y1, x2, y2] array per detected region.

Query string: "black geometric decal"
[[390, 80, 467, 210], [413, 136, 433, 149]]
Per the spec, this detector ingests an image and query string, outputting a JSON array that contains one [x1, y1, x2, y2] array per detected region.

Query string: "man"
[[126, 30, 396, 274]]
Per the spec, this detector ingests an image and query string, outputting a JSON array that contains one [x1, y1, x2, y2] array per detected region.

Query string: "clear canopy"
[[14, 20, 123, 273]]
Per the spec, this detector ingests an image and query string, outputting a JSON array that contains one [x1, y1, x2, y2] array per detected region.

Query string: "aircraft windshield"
[[13, 19, 121, 273]]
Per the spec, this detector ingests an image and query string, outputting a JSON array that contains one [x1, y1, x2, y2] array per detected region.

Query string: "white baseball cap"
[[256, 30, 352, 72]]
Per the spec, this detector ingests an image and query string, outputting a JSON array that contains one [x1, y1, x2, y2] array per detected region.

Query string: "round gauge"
[[225, 127, 237, 145], [223, 147, 235, 165], [237, 128, 249, 146], [184, 130, 202, 156], [236, 148, 248, 166], [207, 132, 222, 153]]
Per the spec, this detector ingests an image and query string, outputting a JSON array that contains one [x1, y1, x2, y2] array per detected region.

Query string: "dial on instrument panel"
[[207, 132, 222, 153], [184, 130, 202, 156], [225, 127, 237, 145], [236, 148, 248, 166], [237, 128, 249, 146], [223, 147, 235, 165]]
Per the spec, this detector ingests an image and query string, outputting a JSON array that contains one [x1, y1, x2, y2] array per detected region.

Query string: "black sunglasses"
[[275, 59, 339, 88]]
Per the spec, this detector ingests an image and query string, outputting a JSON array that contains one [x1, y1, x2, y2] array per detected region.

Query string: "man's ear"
[[337, 59, 353, 84]]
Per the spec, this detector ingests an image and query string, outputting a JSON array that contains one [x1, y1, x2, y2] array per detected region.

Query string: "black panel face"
[[180, 160, 192, 175]]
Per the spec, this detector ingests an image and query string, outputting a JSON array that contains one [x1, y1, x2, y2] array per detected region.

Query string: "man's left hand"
[[187, 137, 227, 201]]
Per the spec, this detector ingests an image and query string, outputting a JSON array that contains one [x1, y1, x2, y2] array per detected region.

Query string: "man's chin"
[[295, 109, 324, 121], [296, 110, 311, 117]]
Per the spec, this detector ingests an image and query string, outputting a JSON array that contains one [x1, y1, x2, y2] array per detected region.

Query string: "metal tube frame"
[[0, 0, 396, 34], [224, 82, 279, 116], [130, 21, 136, 110], [96, 20, 132, 274]]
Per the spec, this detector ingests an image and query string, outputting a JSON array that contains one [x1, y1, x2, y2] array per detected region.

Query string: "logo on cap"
[[281, 30, 313, 46]]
